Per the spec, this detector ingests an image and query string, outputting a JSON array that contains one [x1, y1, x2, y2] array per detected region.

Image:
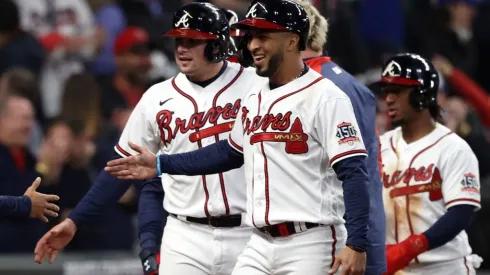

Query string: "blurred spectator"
[[0, 0, 46, 78], [97, 27, 152, 122], [433, 55, 490, 127], [51, 73, 137, 252], [59, 73, 102, 139], [0, 93, 59, 253], [54, 119, 137, 252], [87, 0, 127, 75], [428, 0, 480, 84], [2, 68, 46, 153], [14, 0, 105, 118]]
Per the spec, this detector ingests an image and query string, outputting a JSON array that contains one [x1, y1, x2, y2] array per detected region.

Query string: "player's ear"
[[286, 33, 300, 52]]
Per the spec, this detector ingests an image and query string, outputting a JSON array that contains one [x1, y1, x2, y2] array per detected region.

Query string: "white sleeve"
[[441, 148, 481, 210], [227, 105, 245, 153], [313, 97, 368, 166], [115, 96, 160, 157]]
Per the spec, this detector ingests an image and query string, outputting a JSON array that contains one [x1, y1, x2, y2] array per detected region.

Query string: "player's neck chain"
[[291, 65, 308, 82]]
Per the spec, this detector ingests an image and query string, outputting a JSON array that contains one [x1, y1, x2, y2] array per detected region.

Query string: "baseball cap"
[[113, 27, 150, 55]]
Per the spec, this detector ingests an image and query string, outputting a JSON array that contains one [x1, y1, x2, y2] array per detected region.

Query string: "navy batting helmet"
[[231, 0, 310, 67], [379, 53, 439, 110], [164, 3, 230, 63]]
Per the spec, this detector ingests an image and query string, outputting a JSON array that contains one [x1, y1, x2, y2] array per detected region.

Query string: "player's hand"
[[329, 246, 366, 275], [24, 177, 60, 222], [140, 248, 160, 275], [104, 142, 157, 180], [384, 234, 429, 275], [34, 218, 77, 264]]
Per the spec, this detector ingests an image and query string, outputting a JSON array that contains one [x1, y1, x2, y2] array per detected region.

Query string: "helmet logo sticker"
[[175, 11, 193, 28], [382, 60, 402, 77], [246, 3, 261, 18]]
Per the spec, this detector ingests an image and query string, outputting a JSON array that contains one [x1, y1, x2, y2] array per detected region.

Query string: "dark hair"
[[428, 104, 443, 122], [0, 0, 19, 34]]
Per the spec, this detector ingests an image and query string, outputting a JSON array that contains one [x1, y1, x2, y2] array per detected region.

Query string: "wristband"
[[156, 155, 162, 176]]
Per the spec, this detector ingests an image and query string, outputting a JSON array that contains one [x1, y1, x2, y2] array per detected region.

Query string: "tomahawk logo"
[[175, 11, 193, 28], [382, 60, 402, 77], [246, 3, 262, 18]]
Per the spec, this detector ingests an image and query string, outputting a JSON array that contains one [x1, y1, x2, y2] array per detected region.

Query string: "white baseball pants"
[[231, 224, 346, 275], [159, 215, 252, 275], [395, 255, 482, 275]]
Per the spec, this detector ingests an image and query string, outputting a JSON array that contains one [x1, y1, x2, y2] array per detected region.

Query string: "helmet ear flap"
[[204, 36, 231, 63], [237, 34, 253, 67], [409, 87, 438, 111]]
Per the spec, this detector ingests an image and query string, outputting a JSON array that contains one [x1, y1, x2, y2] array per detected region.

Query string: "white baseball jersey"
[[116, 62, 264, 217], [380, 123, 481, 263], [227, 68, 368, 228]]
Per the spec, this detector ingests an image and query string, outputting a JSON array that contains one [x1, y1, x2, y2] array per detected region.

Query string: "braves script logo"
[[156, 99, 241, 145], [383, 164, 443, 201], [175, 11, 193, 28], [242, 107, 309, 154]]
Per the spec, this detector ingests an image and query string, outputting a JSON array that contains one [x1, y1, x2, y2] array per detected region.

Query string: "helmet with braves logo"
[[231, 0, 310, 67], [221, 8, 243, 56], [164, 2, 230, 63], [379, 53, 439, 110]]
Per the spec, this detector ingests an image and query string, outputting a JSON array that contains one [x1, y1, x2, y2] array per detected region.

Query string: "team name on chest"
[[241, 107, 309, 154], [156, 99, 241, 145], [383, 164, 443, 201]]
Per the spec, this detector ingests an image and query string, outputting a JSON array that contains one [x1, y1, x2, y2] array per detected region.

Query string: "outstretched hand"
[[105, 142, 158, 180], [34, 218, 77, 264]]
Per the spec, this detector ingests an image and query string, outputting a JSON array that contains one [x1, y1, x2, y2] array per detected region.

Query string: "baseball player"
[[106, 1, 371, 274], [377, 53, 482, 275], [297, 1, 386, 274], [33, 3, 261, 274]]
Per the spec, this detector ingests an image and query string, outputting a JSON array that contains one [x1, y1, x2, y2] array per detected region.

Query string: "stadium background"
[[0, 0, 489, 274]]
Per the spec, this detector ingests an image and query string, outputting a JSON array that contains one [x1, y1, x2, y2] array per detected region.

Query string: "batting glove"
[[384, 234, 429, 275], [139, 248, 160, 275]]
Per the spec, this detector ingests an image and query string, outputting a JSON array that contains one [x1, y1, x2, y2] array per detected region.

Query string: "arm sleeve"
[[159, 140, 244, 176], [0, 196, 31, 218], [333, 156, 370, 251], [139, 177, 166, 251], [115, 94, 160, 157], [423, 204, 476, 250], [313, 97, 368, 166], [68, 154, 140, 228], [441, 148, 481, 210]]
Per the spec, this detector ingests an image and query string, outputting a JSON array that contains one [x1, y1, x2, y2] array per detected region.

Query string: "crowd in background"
[[0, 0, 489, 269]]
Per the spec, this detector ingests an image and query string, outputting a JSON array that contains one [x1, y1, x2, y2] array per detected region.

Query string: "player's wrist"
[[405, 234, 429, 256], [347, 244, 366, 253]]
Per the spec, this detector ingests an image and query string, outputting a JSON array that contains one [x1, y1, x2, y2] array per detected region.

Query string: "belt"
[[258, 222, 319, 237], [170, 213, 242, 228]]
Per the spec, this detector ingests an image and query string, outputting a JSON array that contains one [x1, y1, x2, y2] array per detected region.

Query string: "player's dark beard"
[[256, 50, 283, 77]]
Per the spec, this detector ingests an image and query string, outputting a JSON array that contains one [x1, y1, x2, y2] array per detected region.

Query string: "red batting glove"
[[384, 234, 429, 275]]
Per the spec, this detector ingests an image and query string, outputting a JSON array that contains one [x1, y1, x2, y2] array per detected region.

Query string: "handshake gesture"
[[105, 142, 158, 180]]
